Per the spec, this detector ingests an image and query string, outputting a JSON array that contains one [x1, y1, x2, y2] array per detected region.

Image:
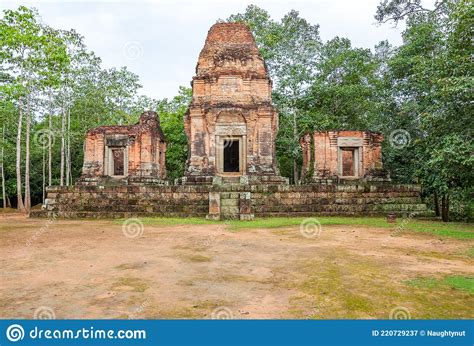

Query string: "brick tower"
[[182, 22, 287, 185]]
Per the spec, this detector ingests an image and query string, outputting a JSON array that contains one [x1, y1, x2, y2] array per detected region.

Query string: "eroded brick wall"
[[301, 131, 385, 180], [183, 22, 282, 180], [33, 183, 426, 218]]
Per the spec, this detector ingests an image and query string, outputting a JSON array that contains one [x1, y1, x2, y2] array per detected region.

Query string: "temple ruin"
[[300, 131, 388, 182], [80, 111, 167, 185], [33, 22, 426, 220], [181, 23, 287, 185]]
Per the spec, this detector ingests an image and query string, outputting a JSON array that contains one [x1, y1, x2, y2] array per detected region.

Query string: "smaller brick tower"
[[80, 111, 167, 185], [300, 131, 389, 182]]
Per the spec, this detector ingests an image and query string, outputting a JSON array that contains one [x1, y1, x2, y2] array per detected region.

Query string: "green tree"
[[157, 86, 191, 182], [228, 6, 321, 183], [376, 0, 473, 221]]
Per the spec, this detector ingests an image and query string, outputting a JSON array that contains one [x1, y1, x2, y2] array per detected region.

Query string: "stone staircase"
[[221, 176, 241, 185], [219, 192, 240, 220], [204, 175, 255, 221]]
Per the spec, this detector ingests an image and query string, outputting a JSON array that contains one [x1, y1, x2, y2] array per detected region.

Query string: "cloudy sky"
[[2, 0, 412, 99]]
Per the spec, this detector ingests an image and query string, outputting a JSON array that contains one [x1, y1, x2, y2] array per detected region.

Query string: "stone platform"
[[31, 182, 427, 220]]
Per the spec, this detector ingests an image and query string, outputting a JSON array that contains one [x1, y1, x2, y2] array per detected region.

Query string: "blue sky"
[[1, 0, 422, 99]]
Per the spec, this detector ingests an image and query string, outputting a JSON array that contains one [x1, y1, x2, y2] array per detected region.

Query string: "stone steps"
[[221, 176, 241, 184], [39, 183, 427, 220], [220, 192, 241, 220]]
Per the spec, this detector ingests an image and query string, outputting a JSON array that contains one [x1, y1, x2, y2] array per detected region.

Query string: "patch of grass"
[[405, 277, 440, 289], [408, 250, 471, 261], [468, 248, 474, 258], [227, 217, 473, 239], [228, 217, 389, 230], [111, 277, 149, 292], [185, 254, 212, 262], [291, 253, 473, 319], [115, 262, 147, 270], [143, 299, 231, 319], [405, 276, 474, 294], [294, 257, 383, 318], [120, 217, 220, 227], [144, 305, 202, 319], [403, 221, 473, 239], [119, 216, 473, 239], [443, 276, 474, 294]]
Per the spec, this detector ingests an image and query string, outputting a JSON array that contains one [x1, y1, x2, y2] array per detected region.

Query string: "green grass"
[[117, 216, 474, 239], [468, 248, 474, 258], [138, 217, 221, 226], [405, 276, 474, 294], [111, 277, 149, 292]]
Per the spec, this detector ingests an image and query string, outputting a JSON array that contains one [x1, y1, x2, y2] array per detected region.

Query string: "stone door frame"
[[216, 135, 246, 176], [104, 145, 129, 178], [338, 147, 360, 178]]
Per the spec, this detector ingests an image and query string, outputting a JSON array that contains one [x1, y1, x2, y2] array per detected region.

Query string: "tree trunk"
[[1, 124, 6, 209], [60, 106, 65, 186], [24, 94, 31, 212], [292, 111, 299, 185], [48, 91, 53, 186], [42, 145, 46, 203], [441, 194, 449, 222], [16, 96, 26, 212], [433, 193, 440, 217], [66, 107, 71, 186]]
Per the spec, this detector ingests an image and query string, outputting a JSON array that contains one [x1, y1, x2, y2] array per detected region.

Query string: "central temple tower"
[[182, 22, 286, 184]]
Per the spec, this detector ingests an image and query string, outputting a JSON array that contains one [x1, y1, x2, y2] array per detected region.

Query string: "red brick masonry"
[[301, 131, 386, 181], [33, 183, 426, 219], [81, 111, 167, 185], [182, 22, 285, 184]]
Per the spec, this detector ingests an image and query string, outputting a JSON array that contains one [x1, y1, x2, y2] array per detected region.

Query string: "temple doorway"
[[112, 148, 125, 176], [340, 148, 358, 177], [223, 140, 240, 173]]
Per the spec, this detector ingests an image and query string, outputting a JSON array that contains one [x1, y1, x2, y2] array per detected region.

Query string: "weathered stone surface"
[[34, 24, 427, 222], [31, 182, 427, 219], [182, 23, 285, 184], [301, 130, 388, 181], [207, 191, 221, 219], [80, 111, 167, 185]]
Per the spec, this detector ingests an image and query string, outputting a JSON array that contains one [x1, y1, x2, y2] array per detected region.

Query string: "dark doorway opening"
[[112, 148, 125, 175], [223, 140, 240, 172], [341, 148, 355, 176]]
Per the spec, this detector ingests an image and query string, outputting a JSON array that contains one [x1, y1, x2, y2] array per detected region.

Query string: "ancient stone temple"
[[33, 22, 427, 220], [80, 111, 167, 185], [300, 131, 388, 182], [181, 23, 287, 185]]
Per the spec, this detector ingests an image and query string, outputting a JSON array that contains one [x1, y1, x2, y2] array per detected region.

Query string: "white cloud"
[[1, 0, 408, 99]]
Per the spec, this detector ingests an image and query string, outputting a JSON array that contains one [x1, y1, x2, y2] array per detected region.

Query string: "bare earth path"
[[0, 214, 472, 319]]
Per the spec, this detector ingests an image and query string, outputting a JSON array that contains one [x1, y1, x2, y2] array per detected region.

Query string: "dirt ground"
[[0, 213, 473, 319]]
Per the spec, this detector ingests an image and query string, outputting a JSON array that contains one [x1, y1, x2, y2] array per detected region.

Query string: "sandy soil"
[[0, 213, 472, 319]]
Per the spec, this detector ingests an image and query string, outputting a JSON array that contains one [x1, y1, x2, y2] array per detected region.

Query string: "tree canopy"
[[1, 1, 472, 221]]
